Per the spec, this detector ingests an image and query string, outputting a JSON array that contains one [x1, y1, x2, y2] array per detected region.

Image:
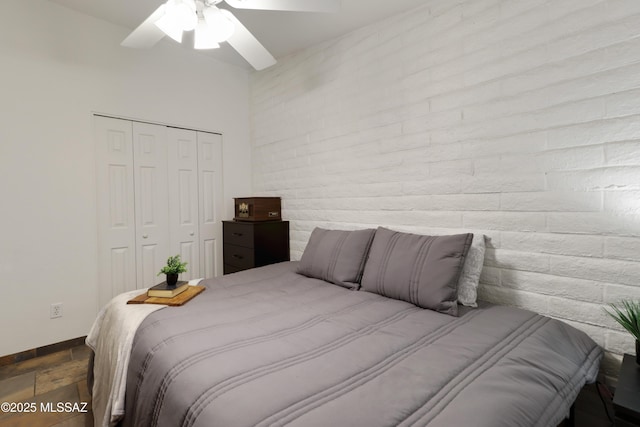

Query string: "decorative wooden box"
[[234, 197, 281, 222]]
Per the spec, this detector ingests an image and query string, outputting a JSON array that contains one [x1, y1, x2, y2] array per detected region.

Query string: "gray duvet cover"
[[123, 262, 602, 427]]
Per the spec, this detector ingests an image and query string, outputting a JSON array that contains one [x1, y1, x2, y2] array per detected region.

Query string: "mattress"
[[118, 261, 602, 427]]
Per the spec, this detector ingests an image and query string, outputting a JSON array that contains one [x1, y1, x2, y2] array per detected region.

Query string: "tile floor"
[[0, 345, 93, 427], [0, 343, 615, 427]]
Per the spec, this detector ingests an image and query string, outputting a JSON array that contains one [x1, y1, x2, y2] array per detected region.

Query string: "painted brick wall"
[[249, 0, 640, 377]]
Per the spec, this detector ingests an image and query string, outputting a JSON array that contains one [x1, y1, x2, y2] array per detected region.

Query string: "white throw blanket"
[[86, 279, 202, 427]]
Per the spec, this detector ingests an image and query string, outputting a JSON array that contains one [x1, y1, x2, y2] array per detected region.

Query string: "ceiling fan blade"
[[121, 5, 167, 48], [224, 0, 340, 13], [220, 9, 277, 70]]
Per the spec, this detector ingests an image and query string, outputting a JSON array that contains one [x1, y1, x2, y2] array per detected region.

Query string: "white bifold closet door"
[[95, 116, 223, 309], [166, 128, 223, 281], [133, 122, 170, 290], [167, 127, 199, 280], [195, 132, 223, 280], [95, 117, 137, 309]]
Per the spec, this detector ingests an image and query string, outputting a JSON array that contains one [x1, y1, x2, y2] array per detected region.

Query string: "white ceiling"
[[47, 0, 427, 69]]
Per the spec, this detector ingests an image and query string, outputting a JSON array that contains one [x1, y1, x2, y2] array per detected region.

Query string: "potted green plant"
[[158, 255, 188, 287], [605, 300, 640, 365]]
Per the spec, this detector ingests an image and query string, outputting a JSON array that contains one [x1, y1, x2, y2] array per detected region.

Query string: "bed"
[[88, 227, 603, 427]]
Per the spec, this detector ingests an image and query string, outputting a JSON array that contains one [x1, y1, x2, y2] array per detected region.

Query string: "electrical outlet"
[[50, 303, 63, 319]]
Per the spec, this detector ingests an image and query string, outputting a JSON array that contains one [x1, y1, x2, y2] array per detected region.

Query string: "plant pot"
[[166, 273, 179, 287], [636, 340, 640, 365]]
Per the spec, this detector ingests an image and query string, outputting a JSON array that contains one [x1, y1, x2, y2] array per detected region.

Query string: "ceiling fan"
[[122, 0, 341, 70]]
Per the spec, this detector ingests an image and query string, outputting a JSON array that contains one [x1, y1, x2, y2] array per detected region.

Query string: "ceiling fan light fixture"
[[202, 7, 236, 42], [154, 0, 197, 42], [173, 0, 198, 31], [155, 12, 184, 43], [194, 18, 221, 49]]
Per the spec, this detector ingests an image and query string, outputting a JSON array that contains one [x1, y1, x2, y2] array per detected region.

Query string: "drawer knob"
[[232, 232, 243, 237], [232, 254, 244, 260]]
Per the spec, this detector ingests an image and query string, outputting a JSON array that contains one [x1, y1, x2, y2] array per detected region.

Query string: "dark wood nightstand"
[[614, 353, 640, 426], [223, 220, 290, 274]]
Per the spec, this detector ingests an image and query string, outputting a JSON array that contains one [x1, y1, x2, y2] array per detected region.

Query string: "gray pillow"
[[361, 227, 473, 316], [297, 228, 376, 289], [457, 233, 486, 307]]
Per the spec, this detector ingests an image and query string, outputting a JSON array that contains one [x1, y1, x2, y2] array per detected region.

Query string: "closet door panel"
[[133, 122, 169, 288], [109, 248, 130, 296], [203, 239, 216, 279], [140, 244, 160, 288], [95, 116, 136, 308], [198, 132, 224, 278], [167, 128, 200, 280]]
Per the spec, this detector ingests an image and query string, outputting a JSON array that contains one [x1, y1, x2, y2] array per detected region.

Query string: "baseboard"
[[0, 336, 87, 367]]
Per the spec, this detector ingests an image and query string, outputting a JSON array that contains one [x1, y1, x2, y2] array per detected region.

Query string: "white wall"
[[0, 0, 252, 356], [250, 0, 640, 378]]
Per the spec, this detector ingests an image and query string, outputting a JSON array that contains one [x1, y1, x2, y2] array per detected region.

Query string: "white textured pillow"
[[457, 234, 486, 307]]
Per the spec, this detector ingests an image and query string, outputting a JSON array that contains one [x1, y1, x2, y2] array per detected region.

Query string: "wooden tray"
[[127, 285, 205, 306]]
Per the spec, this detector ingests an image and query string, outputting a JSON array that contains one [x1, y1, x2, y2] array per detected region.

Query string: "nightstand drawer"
[[223, 263, 245, 274], [223, 223, 255, 248], [223, 244, 255, 269]]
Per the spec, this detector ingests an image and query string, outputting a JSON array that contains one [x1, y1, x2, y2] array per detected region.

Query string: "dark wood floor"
[[0, 345, 93, 427], [0, 344, 614, 427]]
